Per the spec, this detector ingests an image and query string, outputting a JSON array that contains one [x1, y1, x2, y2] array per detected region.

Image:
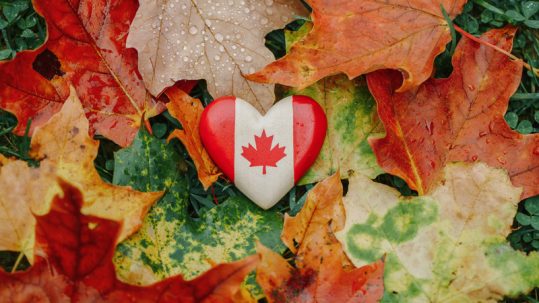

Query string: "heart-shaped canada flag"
[[200, 96, 327, 209]]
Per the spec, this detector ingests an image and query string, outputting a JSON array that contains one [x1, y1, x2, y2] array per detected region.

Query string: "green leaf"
[[0, 16, 8, 30], [524, 19, 539, 28], [525, 197, 539, 215], [0, 49, 13, 60], [152, 122, 167, 139], [505, 112, 519, 128], [112, 128, 284, 298], [531, 216, 539, 230], [2, 6, 19, 23], [505, 10, 526, 22], [535, 111, 539, 123], [524, 233, 534, 243], [517, 120, 534, 134], [522, 1, 539, 19], [517, 213, 532, 226], [532, 240, 539, 249], [337, 163, 539, 302], [20, 29, 34, 38]]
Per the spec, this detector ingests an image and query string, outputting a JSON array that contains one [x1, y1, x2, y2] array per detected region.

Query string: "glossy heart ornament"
[[200, 96, 327, 209]]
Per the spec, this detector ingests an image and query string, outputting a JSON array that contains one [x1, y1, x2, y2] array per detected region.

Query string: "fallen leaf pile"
[[1, 0, 538, 302]]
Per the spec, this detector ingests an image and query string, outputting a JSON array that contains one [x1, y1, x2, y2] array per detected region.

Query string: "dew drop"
[[219, 45, 225, 52], [244, 55, 252, 62], [215, 33, 224, 42], [248, 67, 255, 73], [189, 26, 198, 35], [260, 17, 269, 25], [183, 56, 189, 62], [214, 55, 221, 61], [265, 0, 273, 5], [471, 155, 478, 161]]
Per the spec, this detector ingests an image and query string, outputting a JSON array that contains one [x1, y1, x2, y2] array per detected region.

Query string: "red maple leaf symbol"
[[241, 130, 286, 175]]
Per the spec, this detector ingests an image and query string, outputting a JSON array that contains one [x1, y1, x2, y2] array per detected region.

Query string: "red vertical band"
[[199, 96, 236, 182], [292, 95, 327, 183]]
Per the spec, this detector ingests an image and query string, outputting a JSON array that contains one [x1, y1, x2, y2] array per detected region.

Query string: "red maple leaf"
[[0, 180, 258, 302], [241, 130, 286, 175]]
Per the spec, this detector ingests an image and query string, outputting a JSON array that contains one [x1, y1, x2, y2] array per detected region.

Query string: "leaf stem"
[[11, 251, 24, 273], [453, 24, 539, 77], [472, 0, 505, 15]]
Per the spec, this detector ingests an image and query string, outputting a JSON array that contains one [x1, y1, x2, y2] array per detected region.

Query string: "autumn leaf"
[[0, 0, 163, 147], [277, 24, 384, 184], [0, 87, 161, 263], [0, 180, 258, 302], [366, 27, 538, 199], [336, 162, 539, 302], [165, 84, 221, 190], [282, 75, 384, 184], [241, 130, 287, 175], [256, 173, 385, 302], [112, 126, 284, 299], [246, 0, 467, 92], [127, 0, 306, 112]]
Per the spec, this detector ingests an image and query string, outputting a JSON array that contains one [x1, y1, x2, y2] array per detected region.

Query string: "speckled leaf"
[[128, 0, 306, 112], [283, 75, 384, 184], [336, 163, 539, 302], [112, 127, 284, 298], [278, 24, 383, 184]]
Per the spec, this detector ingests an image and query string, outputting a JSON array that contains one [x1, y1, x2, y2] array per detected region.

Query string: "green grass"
[[0, 0, 538, 301]]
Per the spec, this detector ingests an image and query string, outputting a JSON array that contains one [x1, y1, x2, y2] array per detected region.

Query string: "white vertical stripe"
[[234, 97, 294, 209]]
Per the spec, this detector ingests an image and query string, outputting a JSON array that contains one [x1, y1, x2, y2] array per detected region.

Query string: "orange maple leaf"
[[367, 27, 539, 199], [241, 130, 286, 175], [246, 0, 467, 92], [256, 174, 384, 302]]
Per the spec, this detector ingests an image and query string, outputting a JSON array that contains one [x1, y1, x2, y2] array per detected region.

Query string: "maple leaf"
[[111, 126, 284, 300], [0, 180, 258, 302], [241, 130, 286, 175], [256, 173, 385, 303], [126, 0, 306, 112], [279, 23, 384, 185], [0, 87, 161, 263], [366, 27, 539, 199], [246, 0, 467, 92], [337, 162, 539, 301], [0, 0, 164, 147], [165, 84, 221, 190]]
